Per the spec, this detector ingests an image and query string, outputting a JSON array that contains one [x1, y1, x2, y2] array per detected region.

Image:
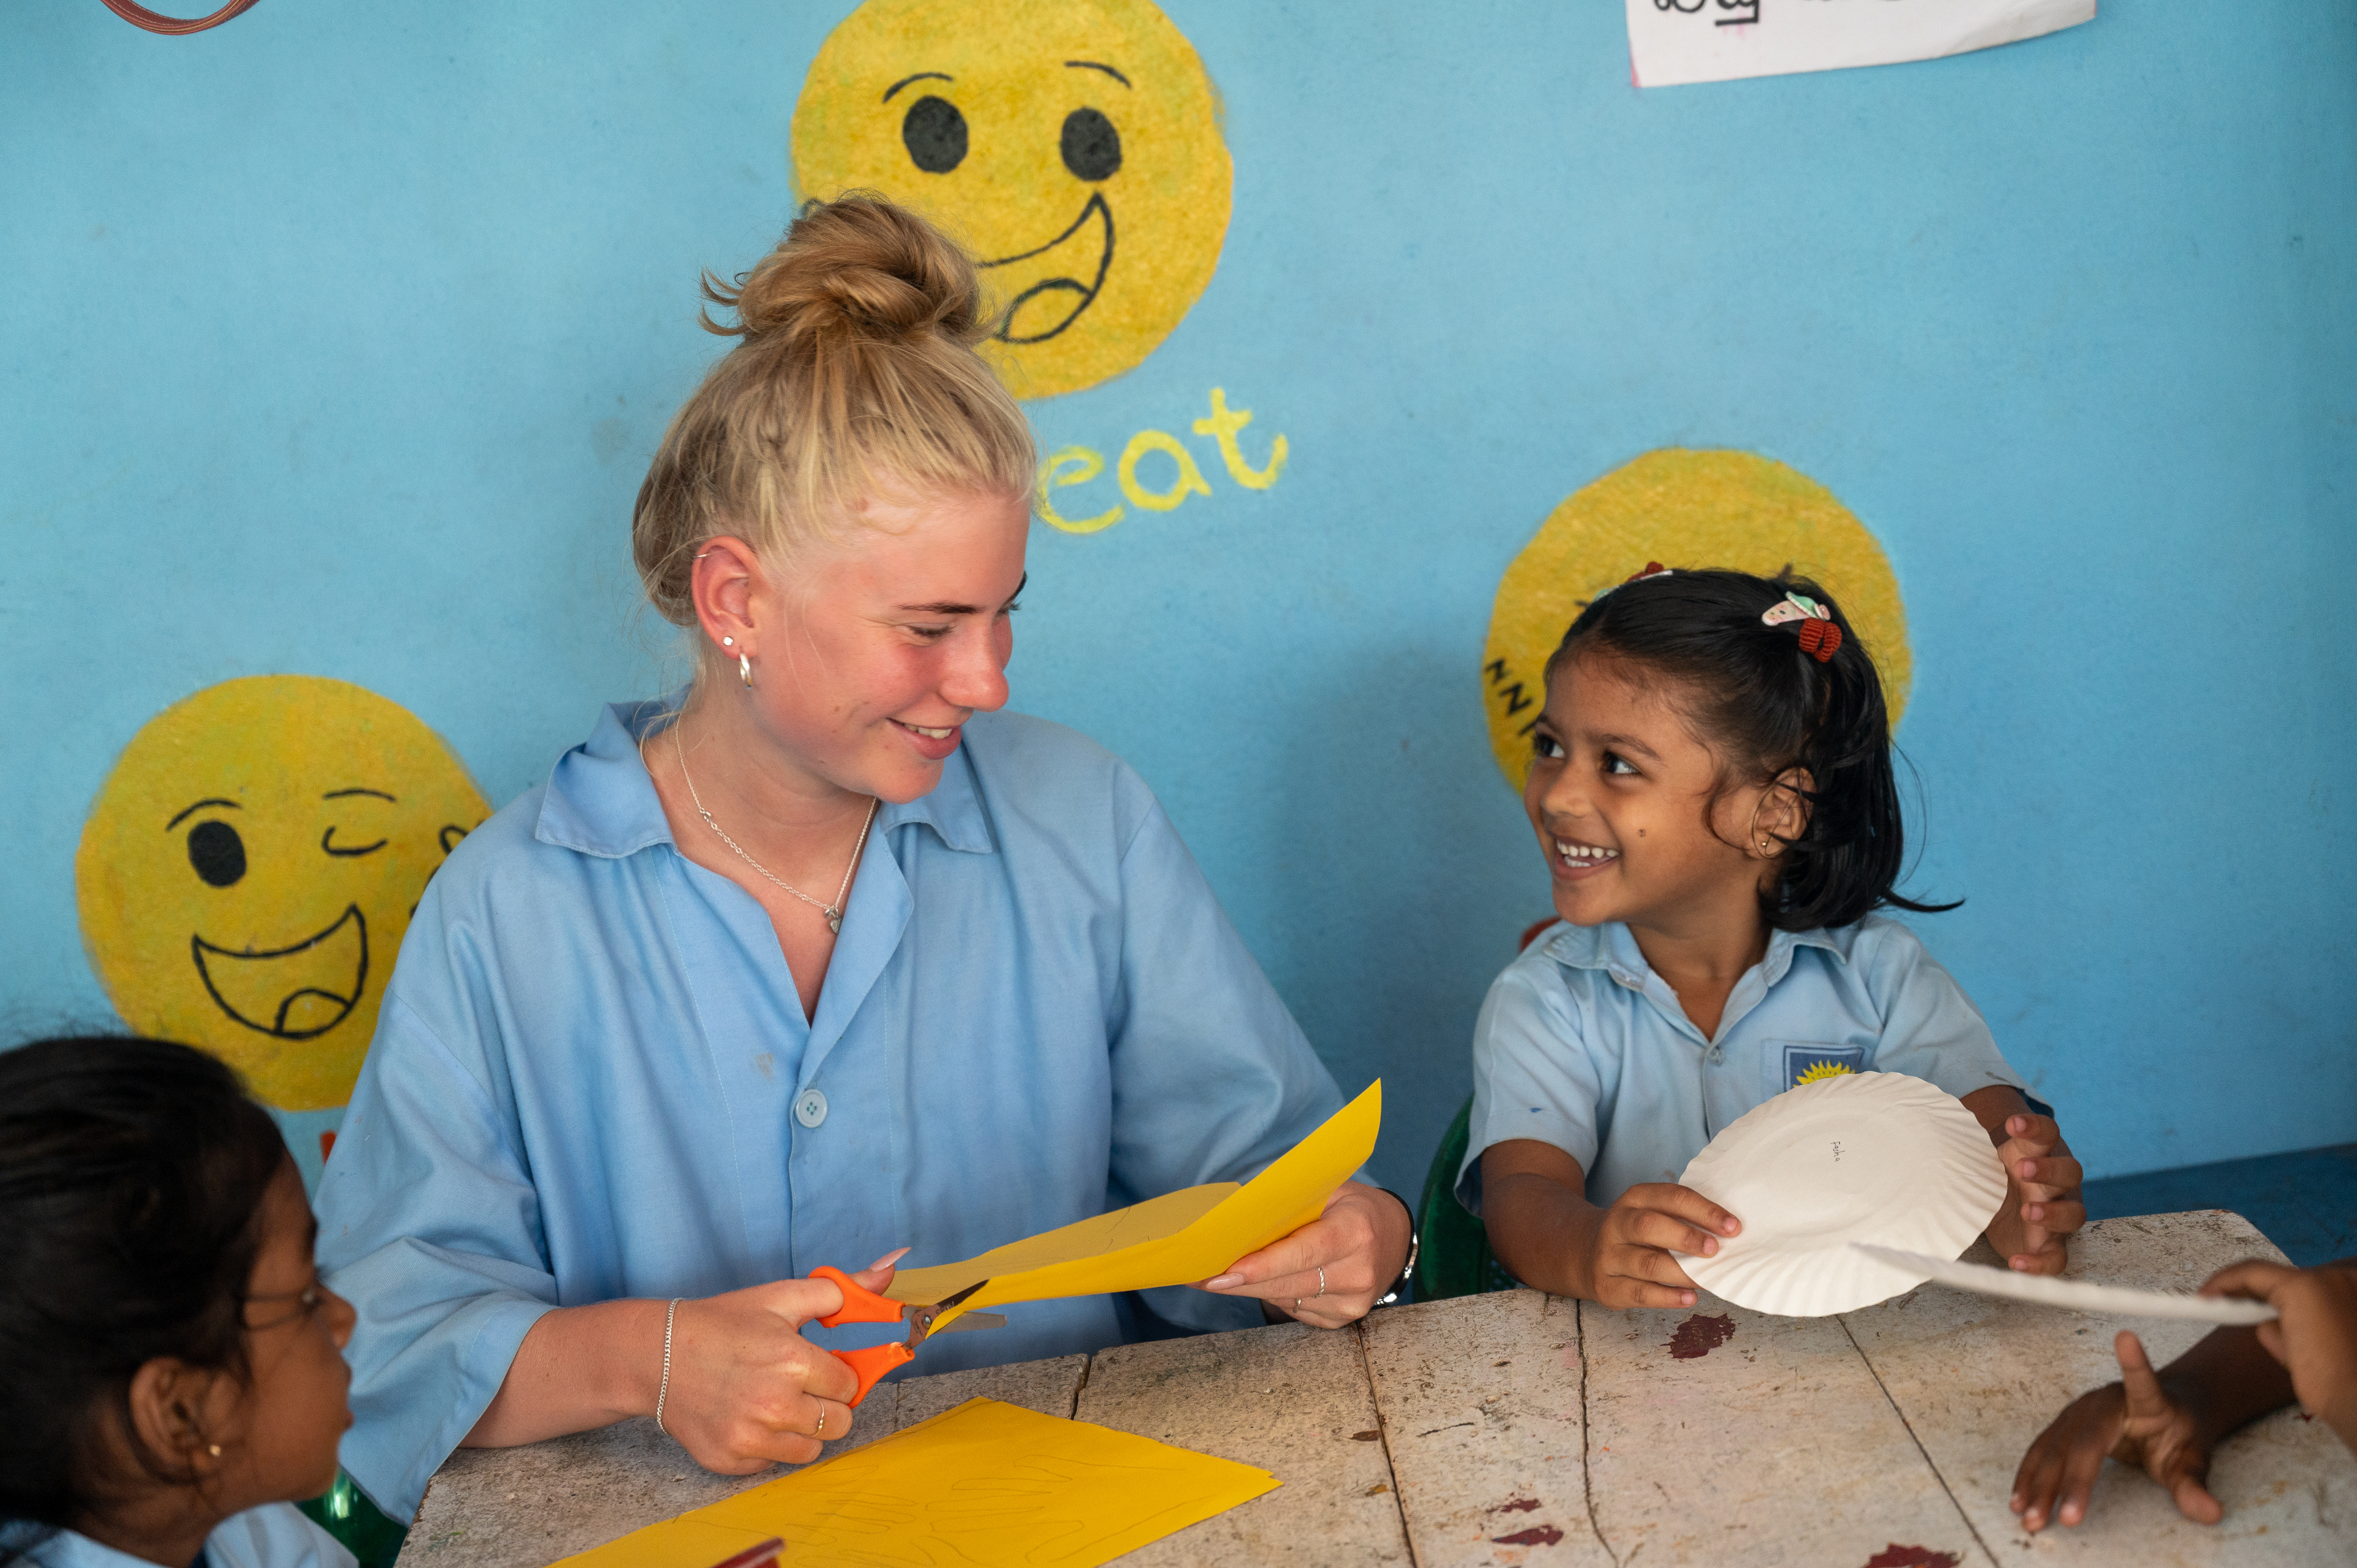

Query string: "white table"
[[395, 1211, 2356, 1566]]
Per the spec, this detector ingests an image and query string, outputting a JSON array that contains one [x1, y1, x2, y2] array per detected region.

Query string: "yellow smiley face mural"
[[1484, 449, 1913, 791], [76, 676, 488, 1111], [793, 0, 1233, 400]]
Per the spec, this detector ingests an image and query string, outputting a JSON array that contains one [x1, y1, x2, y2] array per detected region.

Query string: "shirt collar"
[[878, 737, 995, 854], [1540, 919, 1853, 986], [535, 697, 996, 860]]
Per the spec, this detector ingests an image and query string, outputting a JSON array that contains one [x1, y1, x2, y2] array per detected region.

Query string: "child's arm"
[[1481, 1139, 1742, 1309], [1960, 1087, 2084, 1274], [2009, 1254, 2357, 1531], [2205, 1258, 2357, 1450], [2010, 1324, 2291, 1531]]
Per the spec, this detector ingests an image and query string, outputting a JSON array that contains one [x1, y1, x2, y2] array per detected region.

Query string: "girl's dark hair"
[[0, 1036, 286, 1559], [1548, 567, 1956, 931]]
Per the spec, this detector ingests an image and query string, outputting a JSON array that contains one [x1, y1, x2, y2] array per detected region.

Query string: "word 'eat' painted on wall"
[[1035, 386, 1287, 534]]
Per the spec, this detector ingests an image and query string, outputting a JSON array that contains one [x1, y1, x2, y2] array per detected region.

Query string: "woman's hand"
[[1195, 1181, 1412, 1328], [462, 1251, 905, 1469], [659, 1257, 898, 1473], [2011, 1330, 2222, 1532]]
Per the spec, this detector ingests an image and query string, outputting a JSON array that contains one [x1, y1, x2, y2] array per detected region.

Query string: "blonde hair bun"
[[633, 194, 1034, 632], [707, 192, 986, 350]]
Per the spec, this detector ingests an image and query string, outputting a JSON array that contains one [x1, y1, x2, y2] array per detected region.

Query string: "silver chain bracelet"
[[655, 1297, 683, 1437]]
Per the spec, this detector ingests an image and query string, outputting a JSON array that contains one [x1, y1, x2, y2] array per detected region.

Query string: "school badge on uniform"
[[1782, 1044, 1866, 1089]]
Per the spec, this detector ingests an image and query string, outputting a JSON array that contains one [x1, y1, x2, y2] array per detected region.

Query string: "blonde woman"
[[316, 196, 1412, 1521]]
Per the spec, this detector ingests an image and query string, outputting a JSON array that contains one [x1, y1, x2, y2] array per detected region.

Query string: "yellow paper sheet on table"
[[885, 1080, 1382, 1326], [551, 1397, 1279, 1568]]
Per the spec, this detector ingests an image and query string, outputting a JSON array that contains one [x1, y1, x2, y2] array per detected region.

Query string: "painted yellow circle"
[[75, 676, 489, 1111], [1483, 449, 1912, 791], [792, 0, 1233, 401]]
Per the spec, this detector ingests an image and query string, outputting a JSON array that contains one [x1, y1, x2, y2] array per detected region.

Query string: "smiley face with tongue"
[[76, 676, 486, 1111], [792, 0, 1232, 399]]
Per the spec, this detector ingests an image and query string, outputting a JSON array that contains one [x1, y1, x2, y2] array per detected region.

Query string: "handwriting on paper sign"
[[1654, 0, 1759, 26], [1035, 387, 1287, 535], [1832, 1141, 1845, 1163], [1627, 0, 2094, 90]]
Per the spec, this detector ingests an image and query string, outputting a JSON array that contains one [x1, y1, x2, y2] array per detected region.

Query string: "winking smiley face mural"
[[76, 676, 488, 1111], [793, 0, 1234, 399]]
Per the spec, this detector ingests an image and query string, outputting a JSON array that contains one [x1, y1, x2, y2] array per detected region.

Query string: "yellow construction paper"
[[887, 1080, 1382, 1327], [551, 1398, 1278, 1568]]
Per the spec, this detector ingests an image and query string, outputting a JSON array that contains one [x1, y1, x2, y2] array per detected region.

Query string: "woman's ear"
[[1754, 768, 1815, 854], [124, 1357, 233, 1483], [690, 536, 765, 661]]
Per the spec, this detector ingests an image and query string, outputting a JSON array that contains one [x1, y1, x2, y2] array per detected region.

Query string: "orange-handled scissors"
[[811, 1267, 1003, 1408]]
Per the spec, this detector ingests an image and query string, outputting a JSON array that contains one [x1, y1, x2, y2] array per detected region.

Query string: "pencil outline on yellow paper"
[[885, 1079, 1382, 1328], [550, 1397, 1279, 1568]]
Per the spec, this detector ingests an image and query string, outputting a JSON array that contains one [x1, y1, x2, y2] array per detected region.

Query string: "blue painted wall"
[[5, 2, 2352, 1197]]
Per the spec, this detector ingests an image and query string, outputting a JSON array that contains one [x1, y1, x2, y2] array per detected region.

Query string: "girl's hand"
[[1196, 1181, 1412, 1329], [1583, 1182, 1740, 1311], [2203, 1259, 2357, 1445], [1988, 1112, 2084, 1273], [661, 1252, 903, 1473], [2011, 1330, 2222, 1531]]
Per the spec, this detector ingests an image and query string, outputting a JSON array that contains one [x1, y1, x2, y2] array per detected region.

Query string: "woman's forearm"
[[463, 1298, 667, 1448]]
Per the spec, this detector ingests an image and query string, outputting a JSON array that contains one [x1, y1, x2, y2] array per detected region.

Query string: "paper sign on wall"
[[1628, 0, 2094, 89]]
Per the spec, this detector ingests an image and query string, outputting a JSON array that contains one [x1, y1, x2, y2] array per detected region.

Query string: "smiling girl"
[[1458, 566, 2084, 1310], [0, 1037, 357, 1568]]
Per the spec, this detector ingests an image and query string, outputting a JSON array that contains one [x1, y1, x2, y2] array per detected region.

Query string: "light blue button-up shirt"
[[5, 1504, 354, 1568], [1457, 917, 2025, 1216], [316, 701, 1343, 1520]]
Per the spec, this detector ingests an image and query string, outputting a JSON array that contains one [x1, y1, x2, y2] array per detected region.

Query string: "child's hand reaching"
[[1976, 1104, 2084, 1273], [2204, 1259, 2357, 1447], [2011, 1330, 2222, 1531]]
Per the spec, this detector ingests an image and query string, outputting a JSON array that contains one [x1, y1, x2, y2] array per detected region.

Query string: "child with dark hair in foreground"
[[1460, 566, 2086, 1307], [2011, 1257, 2357, 1531], [0, 1037, 357, 1568]]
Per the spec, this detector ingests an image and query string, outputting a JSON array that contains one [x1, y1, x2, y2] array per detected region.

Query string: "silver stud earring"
[[721, 636, 734, 648], [739, 652, 754, 689]]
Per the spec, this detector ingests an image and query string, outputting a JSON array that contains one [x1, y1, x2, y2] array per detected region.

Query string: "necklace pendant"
[[825, 909, 843, 935]]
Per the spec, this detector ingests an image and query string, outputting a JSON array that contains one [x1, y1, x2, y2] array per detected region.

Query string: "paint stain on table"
[[1861, 1545, 1960, 1568], [1491, 1525, 1564, 1546], [1491, 1497, 1540, 1514], [1666, 1312, 1737, 1359]]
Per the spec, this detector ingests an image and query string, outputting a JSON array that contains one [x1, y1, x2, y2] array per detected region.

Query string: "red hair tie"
[[1763, 592, 1842, 662]]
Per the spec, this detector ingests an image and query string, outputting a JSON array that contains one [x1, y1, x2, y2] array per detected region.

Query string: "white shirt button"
[[794, 1089, 829, 1128]]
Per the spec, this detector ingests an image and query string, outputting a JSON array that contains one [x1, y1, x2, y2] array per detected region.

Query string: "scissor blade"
[[908, 1279, 997, 1341], [928, 1310, 1005, 1335]]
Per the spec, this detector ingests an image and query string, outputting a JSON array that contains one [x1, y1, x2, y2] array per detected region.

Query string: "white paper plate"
[[1676, 1071, 2007, 1316], [1850, 1243, 2280, 1325]]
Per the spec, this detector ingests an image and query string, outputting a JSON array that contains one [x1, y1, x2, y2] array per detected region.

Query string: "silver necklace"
[[668, 722, 877, 934]]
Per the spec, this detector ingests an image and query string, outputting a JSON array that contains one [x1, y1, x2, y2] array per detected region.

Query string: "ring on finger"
[[1314, 1266, 1326, 1300], [816, 1409, 827, 1437]]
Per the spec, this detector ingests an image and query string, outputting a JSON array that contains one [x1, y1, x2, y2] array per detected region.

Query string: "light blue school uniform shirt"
[[7, 1504, 354, 1568], [316, 701, 1343, 1521], [1457, 916, 2025, 1216]]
